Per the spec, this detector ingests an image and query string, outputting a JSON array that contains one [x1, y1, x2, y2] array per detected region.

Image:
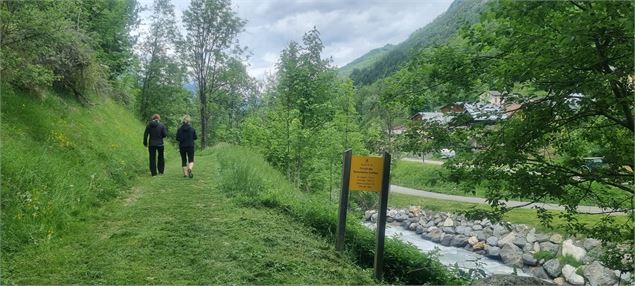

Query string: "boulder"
[[370, 213, 378, 222], [441, 234, 454, 246], [472, 224, 483, 230], [543, 258, 563, 278], [442, 217, 454, 227], [562, 239, 586, 262], [474, 231, 487, 241], [526, 228, 536, 244], [550, 233, 563, 244], [471, 274, 555, 286], [493, 223, 509, 237], [468, 236, 479, 246], [522, 253, 538, 266], [500, 243, 524, 267], [487, 246, 501, 258], [583, 245, 603, 264], [455, 225, 466, 235], [535, 233, 550, 242], [429, 228, 444, 242], [462, 226, 473, 236], [562, 264, 584, 285], [364, 210, 376, 221], [583, 261, 618, 286], [415, 225, 424, 234], [540, 241, 560, 254], [514, 237, 527, 248], [524, 265, 551, 280], [583, 238, 601, 251], [442, 226, 456, 234], [486, 236, 499, 246], [533, 242, 541, 252], [499, 231, 517, 246], [553, 277, 565, 285], [473, 241, 487, 250], [451, 235, 469, 248]]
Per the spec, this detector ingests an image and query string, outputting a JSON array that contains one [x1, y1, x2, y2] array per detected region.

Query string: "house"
[[409, 112, 453, 124]]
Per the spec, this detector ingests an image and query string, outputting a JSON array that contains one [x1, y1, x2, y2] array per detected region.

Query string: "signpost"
[[336, 149, 391, 282]]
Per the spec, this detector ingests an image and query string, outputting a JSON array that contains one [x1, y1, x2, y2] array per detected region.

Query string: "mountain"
[[340, 0, 489, 85]]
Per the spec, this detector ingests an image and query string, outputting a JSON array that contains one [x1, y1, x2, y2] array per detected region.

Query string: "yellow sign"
[[349, 155, 384, 192]]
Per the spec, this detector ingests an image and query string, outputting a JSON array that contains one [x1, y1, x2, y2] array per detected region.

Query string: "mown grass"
[[3, 150, 376, 284], [1, 87, 146, 254], [389, 193, 631, 235], [212, 144, 468, 285]]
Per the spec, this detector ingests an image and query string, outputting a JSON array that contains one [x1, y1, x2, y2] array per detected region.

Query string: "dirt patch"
[[123, 186, 143, 207]]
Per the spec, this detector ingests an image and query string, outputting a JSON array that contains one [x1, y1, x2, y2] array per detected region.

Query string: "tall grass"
[[1, 87, 145, 253], [212, 144, 467, 285]]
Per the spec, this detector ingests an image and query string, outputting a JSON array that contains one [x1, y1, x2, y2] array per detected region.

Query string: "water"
[[365, 222, 527, 276]]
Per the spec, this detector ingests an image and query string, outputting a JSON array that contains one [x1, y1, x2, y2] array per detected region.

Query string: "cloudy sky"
[[139, 0, 454, 79]]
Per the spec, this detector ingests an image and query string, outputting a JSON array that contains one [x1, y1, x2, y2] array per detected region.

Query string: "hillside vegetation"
[[1, 87, 146, 254], [343, 0, 487, 86]]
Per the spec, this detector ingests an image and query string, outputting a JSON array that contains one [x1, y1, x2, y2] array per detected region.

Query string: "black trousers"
[[180, 146, 195, 167], [148, 145, 165, 176]]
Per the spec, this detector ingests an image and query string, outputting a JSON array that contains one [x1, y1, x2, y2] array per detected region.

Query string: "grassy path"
[[3, 150, 374, 284]]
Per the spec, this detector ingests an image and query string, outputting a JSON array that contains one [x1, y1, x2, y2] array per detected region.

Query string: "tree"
[[181, 0, 245, 148], [391, 0, 634, 270]]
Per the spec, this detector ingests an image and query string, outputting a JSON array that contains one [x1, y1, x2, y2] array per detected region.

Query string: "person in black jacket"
[[176, 115, 197, 178], [143, 114, 168, 176]]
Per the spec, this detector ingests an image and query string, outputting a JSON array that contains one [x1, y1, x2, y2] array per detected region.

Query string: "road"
[[401, 157, 444, 165], [390, 184, 624, 215]]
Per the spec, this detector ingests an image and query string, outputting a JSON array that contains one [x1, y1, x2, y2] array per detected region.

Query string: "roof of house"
[[464, 102, 508, 122], [410, 112, 453, 124]]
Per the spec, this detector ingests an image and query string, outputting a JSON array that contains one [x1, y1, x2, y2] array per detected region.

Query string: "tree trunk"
[[199, 89, 208, 148]]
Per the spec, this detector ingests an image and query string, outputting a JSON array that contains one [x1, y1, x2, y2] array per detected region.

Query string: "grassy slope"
[[3, 148, 375, 284], [1, 87, 146, 253]]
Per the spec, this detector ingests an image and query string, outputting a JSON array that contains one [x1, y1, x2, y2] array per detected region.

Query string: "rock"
[[424, 220, 435, 227], [583, 246, 603, 264], [544, 258, 563, 278], [487, 246, 501, 258], [535, 233, 550, 242], [429, 228, 444, 242], [462, 226, 473, 236], [522, 243, 533, 253], [526, 228, 536, 243], [583, 238, 601, 251], [442, 217, 454, 227], [493, 223, 510, 237], [472, 224, 483, 230], [470, 274, 556, 286], [486, 236, 499, 246], [522, 253, 538, 266], [562, 239, 586, 262], [514, 237, 527, 248], [442, 226, 456, 234], [468, 236, 479, 246], [455, 225, 466, 234], [473, 241, 487, 250], [415, 225, 424, 234], [583, 261, 617, 286], [474, 231, 487, 241], [386, 216, 394, 223], [499, 231, 517, 246], [553, 277, 565, 285], [364, 210, 375, 221], [524, 265, 551, 280], [500, 243, 524, 267], [451, 235, 469, 248], [550, 233, 563, 244], [540, 241, 560, 254], [370, 213, 378, 222], [562, 265, 584, 285], [441, 234, 454, 246], [533, 242, 541, 252]]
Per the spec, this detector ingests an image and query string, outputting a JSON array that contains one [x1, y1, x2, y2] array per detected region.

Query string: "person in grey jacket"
[[143, 114, 167, 176], [176, 115, 197, 178]]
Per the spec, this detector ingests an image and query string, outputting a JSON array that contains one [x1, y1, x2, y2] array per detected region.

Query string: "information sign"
[[349, 156, 384, 192]]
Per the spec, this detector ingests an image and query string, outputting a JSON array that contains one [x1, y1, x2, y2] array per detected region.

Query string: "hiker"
[[176, 115, 197, 178], [143, 114, 167, 176]]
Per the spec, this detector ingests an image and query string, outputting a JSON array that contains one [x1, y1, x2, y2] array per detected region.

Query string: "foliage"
[[181, 0, 245, 148], [241, 28, 367, 193], [386, 0, 634, 267], [136, 0, 193, 134], [213, 144, 467, 285], [0, 86, 145, 254], [560, 254, 583, 268], [0, 0, 139, 101]]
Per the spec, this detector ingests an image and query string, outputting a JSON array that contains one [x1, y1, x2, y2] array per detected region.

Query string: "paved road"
[[401, 157, 444, 165], [390, 184, 625, 215]]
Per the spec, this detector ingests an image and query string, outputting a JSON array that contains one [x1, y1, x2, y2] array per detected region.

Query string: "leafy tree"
[[390, 0, 634, 268], [181, 0, 245, 148]]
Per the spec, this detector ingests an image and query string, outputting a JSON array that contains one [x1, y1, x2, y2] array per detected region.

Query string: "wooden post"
[[374, 152, 391, 281], [336, 149, 352, 251]]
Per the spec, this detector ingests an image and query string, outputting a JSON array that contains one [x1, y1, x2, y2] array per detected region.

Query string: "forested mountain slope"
[[342, 0, 488, 85]]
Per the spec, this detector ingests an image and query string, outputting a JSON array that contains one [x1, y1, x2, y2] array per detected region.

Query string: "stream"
[[365, 222, 528, 276]]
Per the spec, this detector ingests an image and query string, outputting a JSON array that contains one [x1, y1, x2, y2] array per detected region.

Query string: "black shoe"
[[188, 169, 193, 178]]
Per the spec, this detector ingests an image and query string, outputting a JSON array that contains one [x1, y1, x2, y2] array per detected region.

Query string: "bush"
[[212, 144, 466, 285]]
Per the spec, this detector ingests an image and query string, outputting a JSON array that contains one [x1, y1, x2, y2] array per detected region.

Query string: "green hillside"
[[343, 0, 488, 85]]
